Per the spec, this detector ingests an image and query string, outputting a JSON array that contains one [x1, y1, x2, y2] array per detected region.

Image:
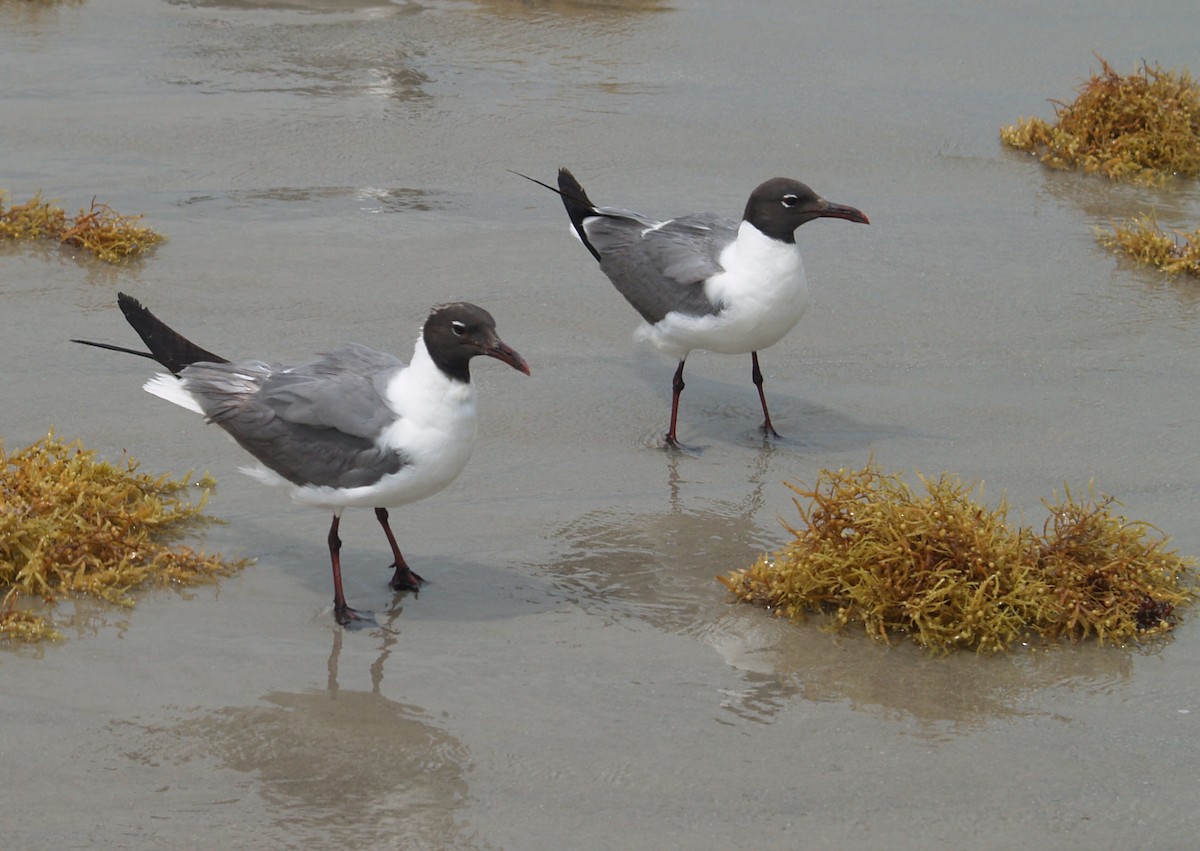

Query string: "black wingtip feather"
[[72, 293, 229, 375], [554, 168, 602, 263], [506, 168, 560, 196], [510, 167, 603, 263], [115, 293, 228, 375], [70, 339, 160, 361]]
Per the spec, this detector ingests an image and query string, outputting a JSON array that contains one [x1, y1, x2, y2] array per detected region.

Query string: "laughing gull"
[[519, 167, 868, 448], [73, 293, 530, 625]]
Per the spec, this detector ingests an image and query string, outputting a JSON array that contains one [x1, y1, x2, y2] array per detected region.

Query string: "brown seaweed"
[[1096, 214, 1200, 276], [719, 464, 1197, 653], [1, 432, 246, 643], [0, 192, 165, 262], [1001, 56, 1200, 185]]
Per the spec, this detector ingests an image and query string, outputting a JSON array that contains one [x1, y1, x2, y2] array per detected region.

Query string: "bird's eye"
[[451, 321, 467, 336], [782, 194, 799, 208]]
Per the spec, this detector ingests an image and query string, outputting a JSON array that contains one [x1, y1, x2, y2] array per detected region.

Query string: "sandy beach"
[[3, 1, 1200, 847]]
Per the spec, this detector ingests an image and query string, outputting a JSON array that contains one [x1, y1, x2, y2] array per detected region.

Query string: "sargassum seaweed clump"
[[1095, 213, 1200, 277], [0, 192, 165, 262], [1000, 56, 1200, 185], [1, 432, 247, 643], [718, 464, 1197, 653]]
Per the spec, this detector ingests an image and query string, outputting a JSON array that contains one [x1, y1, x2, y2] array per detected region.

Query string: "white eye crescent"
[[782, 194, 799, 208], [451, 320, 467, 336]]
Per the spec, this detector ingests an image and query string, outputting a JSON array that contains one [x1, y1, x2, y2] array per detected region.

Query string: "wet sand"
[[3, 0, 1200, 847]]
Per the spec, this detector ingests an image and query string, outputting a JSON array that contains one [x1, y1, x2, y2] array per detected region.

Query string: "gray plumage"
[[584, 210, 733, 324], [527, 167, 869, 448], [73, 295, 531, 625], [181, 343, 409, 489]]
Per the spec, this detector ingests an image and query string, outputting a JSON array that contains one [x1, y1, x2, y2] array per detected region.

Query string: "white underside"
[[144, 373, 204, 413], [144, 339, 480, 513], [638, 221, 809, 361]]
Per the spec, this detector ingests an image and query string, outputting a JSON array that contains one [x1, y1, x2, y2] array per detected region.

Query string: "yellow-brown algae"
[[1001, 56, 1200, 185], [0, 192, 165, 262], [719, 463, 1197, 653], [1, 432, 246, 643]]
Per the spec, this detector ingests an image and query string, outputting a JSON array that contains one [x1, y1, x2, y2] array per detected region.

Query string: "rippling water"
[[4, 1, 1200, 847]]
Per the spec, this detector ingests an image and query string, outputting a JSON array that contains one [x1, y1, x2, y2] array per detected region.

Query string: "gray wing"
[[584, 210, 738, 324], [179, 343, 409, 489]]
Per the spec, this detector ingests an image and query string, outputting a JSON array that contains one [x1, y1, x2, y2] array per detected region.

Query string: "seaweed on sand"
[[1095, 214, 1200, 276], [1, 432, 247, 644], [0, 192, 165, 262], [1001, 56, 1200, 185], [59, 198, 167, 262], [718, 463, 1197, 653], [0, 192, 66, 240]]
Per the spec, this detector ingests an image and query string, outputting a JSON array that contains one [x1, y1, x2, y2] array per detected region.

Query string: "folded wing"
[[584, 212, 737, 324], [181, 344, 410, 489]]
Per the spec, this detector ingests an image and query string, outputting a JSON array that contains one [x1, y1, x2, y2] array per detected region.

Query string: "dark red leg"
[[376, 507, 425, 591], [328, 514, 365, 626], [751, 352, 781, 439], [665, 359, 687, 449]]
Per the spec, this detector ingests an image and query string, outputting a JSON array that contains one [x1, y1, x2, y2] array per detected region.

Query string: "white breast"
[[638, 221, 809, 359], [286, 339, 479, 511]]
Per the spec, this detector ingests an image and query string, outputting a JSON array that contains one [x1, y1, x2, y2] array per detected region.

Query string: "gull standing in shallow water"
[[519, 167, 868, 448], [74, 293, 530, 625]]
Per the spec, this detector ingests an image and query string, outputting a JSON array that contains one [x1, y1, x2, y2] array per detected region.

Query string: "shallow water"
[[3, 0, 1200, 847]]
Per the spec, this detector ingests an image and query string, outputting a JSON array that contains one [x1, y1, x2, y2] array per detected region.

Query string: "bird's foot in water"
[[760, 421, 782, 440], [334, 601, 377, 629], [389, 563, 426, 593], [664, 433, 702, 454]]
